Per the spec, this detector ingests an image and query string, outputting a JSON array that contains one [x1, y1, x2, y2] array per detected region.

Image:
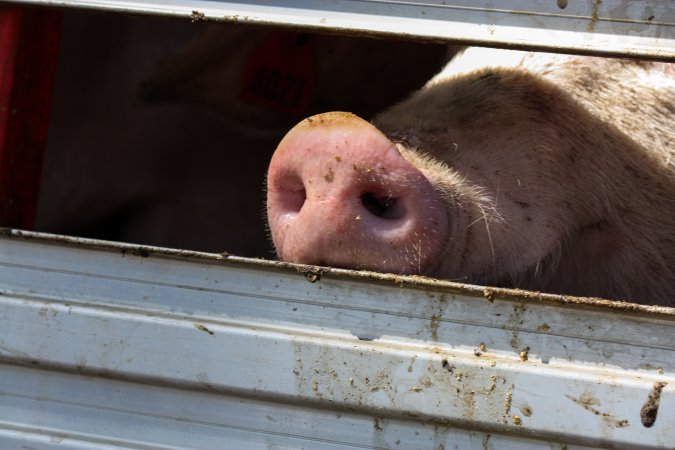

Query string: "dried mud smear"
[[640, 381, 667, 428]]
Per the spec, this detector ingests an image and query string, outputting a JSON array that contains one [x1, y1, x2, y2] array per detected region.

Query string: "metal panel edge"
[[3, 0, 674, 60]]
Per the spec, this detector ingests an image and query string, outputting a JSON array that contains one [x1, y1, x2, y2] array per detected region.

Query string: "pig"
[[266, 47, 675, 307]]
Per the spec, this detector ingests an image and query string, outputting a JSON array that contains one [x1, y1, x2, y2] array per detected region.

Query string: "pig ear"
[[138, 25, 295, 134], [138, 26, 451, 133]]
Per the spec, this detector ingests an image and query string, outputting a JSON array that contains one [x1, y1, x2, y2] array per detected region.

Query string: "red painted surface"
[[0, 7, 62, 229]]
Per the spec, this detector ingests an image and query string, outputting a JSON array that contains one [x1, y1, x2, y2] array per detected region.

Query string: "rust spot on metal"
[[588, 0, 601, 32], [430, 314, 440, 340], [640, 381, 667, 427], [506, 302, 527, 350], [130, 247, 150, 258], [566, 391, 629, 428], [482, 434, 491, 450], [519, 347, 530, 362], [503, 389, 513, 415], [300, 266, 326, 283], [190, 11, 206, 23], [536, 323, 551, 332], [194, 323, 214, 335], [483, 287, 495, 302], [441, 358, 454, 374]]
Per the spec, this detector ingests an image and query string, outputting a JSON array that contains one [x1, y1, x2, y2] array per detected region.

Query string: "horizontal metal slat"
[[4, 0, 675, 60]]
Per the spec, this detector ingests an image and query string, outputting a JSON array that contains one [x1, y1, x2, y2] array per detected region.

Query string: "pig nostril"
[[286, 188, 306, 213], [361, 192, 405, 220], [272, 171, 306, 214]]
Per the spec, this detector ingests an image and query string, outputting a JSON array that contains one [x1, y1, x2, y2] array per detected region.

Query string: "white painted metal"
[[4, 0, 675, 60], [0, 230, 673, 449]]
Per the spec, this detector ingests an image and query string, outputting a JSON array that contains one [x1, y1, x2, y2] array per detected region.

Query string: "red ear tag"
[[239, 31, 316, 116]]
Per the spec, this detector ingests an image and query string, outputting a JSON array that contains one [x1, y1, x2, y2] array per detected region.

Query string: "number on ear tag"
[[239, 32, 317, 116]]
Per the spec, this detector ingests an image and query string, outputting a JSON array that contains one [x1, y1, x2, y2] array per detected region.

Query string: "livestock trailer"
[[0, 1, 673, 449]]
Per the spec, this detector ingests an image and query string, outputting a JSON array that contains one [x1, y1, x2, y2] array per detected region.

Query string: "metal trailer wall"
[[0, 230, 674, 449]]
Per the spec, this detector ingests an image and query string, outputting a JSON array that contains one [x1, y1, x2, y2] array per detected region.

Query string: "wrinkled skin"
[[267, 48, 675, 306]]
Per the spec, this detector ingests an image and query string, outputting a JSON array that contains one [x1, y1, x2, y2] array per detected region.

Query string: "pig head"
[[267, 48, 675, 306]]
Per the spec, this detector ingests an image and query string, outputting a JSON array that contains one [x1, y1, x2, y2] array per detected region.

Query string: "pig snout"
[[266, 112, 450, 275]]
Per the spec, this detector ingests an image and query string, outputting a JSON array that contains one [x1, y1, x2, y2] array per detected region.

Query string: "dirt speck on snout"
[[640, 381, 667, 428], [324, 167, 335, 182]]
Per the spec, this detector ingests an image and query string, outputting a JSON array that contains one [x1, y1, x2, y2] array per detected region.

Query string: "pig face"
[[267, 112, 453, 276], [267, 48, 675, 306]]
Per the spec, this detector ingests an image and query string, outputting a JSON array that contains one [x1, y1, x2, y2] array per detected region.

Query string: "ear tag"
[[239, 31, 316, 116]]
